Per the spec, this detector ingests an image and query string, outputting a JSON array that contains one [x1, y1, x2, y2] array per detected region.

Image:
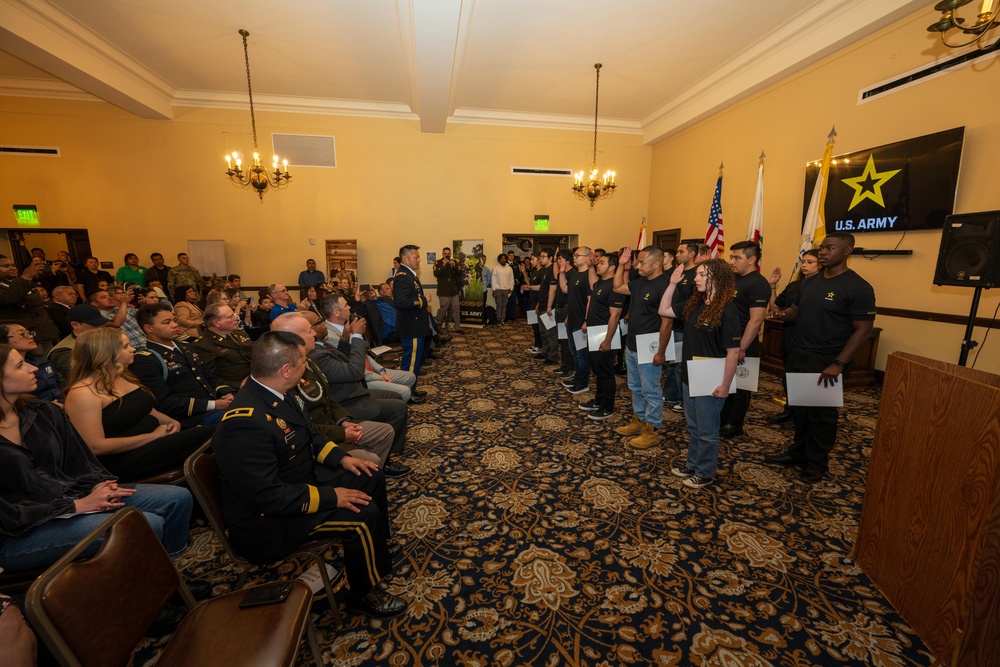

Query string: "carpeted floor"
[[142, 320, 935, 666]]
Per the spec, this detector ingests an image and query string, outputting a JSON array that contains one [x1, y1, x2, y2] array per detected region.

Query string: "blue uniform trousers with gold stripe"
[[399, 336, 425, 388]]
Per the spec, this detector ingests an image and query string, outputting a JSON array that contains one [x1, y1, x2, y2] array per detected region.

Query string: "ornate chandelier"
[[572, 64, 616, 208], [927, 0, 1000, 49], [224, 29, 291, 201]]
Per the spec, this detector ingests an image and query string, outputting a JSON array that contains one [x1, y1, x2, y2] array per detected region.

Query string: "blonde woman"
[[63, 327, 214, 481]]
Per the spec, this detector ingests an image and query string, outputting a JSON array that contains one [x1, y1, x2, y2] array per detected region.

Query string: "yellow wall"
[[646, 9, 1000, 374], [0, 97, 650, 287]]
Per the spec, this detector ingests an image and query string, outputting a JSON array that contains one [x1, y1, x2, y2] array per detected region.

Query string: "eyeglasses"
[[573, 253, 588, 258], [15, 331, 35, 339]]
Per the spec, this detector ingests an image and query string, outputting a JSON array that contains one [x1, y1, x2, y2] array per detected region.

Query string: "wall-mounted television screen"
[[802, 127, 964, 234]]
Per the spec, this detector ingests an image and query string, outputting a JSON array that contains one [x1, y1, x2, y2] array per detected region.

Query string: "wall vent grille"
[[860, 40, 1000, 103], [0, 145, 60, 157], [272, 134, 336, 168], [511, 166, 572, 176]]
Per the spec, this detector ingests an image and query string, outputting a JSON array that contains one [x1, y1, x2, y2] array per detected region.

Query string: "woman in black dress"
[[62, 327, 214, 481]]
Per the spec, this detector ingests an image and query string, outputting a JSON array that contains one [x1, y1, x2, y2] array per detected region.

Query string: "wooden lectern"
[[854, 352, 1000, 666]]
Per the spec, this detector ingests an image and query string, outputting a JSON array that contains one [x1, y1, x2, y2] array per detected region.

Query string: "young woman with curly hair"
[[63, 327, 213, 481], [659, 258, 741, 488]]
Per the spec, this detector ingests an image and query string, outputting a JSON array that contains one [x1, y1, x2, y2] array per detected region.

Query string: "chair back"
[[26, 508, 179, 667], [184, 440, 248, 567]]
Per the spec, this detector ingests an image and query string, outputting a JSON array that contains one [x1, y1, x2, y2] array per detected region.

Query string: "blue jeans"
[[625, 348, 664, 428], [568, 328, 590, 389], [0, 484, 193, 572], [682, 384, 725, 478]]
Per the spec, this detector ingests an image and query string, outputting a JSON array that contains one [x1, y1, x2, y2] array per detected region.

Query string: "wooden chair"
[[183, 441, 345, 625], [26, 507, 323, 667]]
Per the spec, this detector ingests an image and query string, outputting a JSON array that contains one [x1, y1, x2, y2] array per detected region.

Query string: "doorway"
[[652, 228, 681, 254], [501, 234, 578, 259], [3, 229, 92, 271]]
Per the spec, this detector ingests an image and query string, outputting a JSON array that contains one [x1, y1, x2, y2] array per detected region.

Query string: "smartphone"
[[360, 284, 371, 292], [239, 583, 292, 608]]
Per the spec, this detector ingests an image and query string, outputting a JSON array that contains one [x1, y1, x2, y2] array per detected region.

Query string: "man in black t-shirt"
[[664, 243, 700, 412], [720, 241, 770, 437], [524, 255, 543, 354], [581, 252, 625, 420], [561, 247, 593, 393], [534, 249, 558, 365], [611, 245, 673, 449], [765, 233, 876, 483], [551, 250, 574, 377]]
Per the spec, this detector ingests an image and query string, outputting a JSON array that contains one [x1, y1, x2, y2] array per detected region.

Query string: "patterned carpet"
[[144, 321, 935, 666]]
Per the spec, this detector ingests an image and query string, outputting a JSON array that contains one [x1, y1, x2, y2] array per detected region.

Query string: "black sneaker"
[[682, 475, 713, 489], [567, 386, 590, 395], [579, 399, 600, 411], [670, 466, 695, 479], [561, 380, 575, 388], [588, 407, 613, 420]]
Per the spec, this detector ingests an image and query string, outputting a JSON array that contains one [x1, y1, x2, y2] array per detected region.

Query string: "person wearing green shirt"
[[115, 253, 147, 287]]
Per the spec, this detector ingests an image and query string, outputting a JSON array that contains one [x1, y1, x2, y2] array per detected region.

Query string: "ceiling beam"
[[641, 0, 929, 145], [0, 0, 175, 119], [400, 0, 465, 133]]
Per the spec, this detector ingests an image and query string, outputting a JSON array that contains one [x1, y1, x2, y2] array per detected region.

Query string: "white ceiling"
[[0, 0, 930, 143]]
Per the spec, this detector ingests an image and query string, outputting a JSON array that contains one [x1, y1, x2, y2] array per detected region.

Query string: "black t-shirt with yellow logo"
[[789, 269, 876, 355], [587, 278, 626, 327], [626, 274, 670, 351]]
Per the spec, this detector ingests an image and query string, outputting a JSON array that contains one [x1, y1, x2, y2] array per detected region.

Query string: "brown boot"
[[629, 422, 660, 449], [614, 415, 643, 436]]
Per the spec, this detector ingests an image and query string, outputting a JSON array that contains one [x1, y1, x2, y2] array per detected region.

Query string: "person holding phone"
[[0, 344, 192, 572]]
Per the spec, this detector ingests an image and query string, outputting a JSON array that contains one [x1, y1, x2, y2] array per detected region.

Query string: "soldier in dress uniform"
[[393, 244, 432, 383], [213, 331, 407, 619], [192, 303, 254, 390], [131, 303, 234, 427]]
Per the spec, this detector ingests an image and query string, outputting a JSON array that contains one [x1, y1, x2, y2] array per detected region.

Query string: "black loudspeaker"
[[933, 211, 1000, 288]]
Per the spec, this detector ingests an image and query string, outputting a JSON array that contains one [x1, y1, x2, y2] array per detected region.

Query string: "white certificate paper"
[[786, 373, 844, 407], [526, 310, 538, 325], [572, 328, 587, 350], [586, 325, 621, 351], [635, 332, 660, 365], [540, 312, 556, 330], [557, 322, 567, 340], [620, 320, 628, 335], [686, 358, 738, 397], [734, 357, 760, 393]]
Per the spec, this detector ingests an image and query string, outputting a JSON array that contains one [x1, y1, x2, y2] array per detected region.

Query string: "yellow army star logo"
[[827, 292, 835, 298], [276, 418, 287, 429], [841, 154, 900, 211]]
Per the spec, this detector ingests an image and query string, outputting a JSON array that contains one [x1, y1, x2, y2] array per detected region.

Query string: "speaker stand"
[[958, 286, 984, 366]]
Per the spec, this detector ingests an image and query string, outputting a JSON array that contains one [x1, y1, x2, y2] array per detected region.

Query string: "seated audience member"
[[307, 313, 410, 463], [115, 253, 147, 287], [75, 256, 114, 301], [227, 274, 248, 301], [270, 313, 405, 475], [64, 328, 214, 481], [301, 284, 325, 319], [0, 344, 193, 572], [324, 297, 421, 403], [0, 255, 61, 353], [211, 331, 407, 619], [0, 592, 37, 667], [192, 303, 253, 390], [47, 285, 79, 338], [173, 285, 205, 338], [49, 304, 108, 383], [32, 284, 49, 305], [131, 304, 234, 427], [249, 294, 274, 339], [105, 286, 146, 350], [0, 322, 61, 402], [374, 282, 399, 343], [268, 283, 306, 319], [140, 287, 163, 306]]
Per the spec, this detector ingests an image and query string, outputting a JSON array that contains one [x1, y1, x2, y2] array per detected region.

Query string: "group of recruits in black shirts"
[[523, 232, 876, 490]]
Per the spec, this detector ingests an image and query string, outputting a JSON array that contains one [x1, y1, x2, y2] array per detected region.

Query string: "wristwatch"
[[832, 358, 846, 367]]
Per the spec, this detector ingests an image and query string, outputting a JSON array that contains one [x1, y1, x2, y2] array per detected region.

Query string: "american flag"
[[705, 174, 724, 258]]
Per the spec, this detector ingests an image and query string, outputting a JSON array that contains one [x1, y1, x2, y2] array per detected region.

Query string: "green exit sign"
[[534, 215, 549, 232], [13, 205, 39, 226]]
